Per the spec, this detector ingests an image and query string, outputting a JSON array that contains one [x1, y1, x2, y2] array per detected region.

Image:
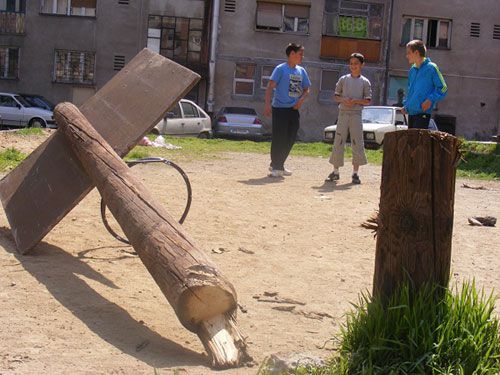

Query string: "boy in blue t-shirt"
[[264, 43, 311, 178]]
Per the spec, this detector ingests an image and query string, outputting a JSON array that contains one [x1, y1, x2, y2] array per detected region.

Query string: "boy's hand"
[[293, 100, 303, 110], [344, 98, 354, 107], [400, 107, 407, 115], [421, 99, 432, 112]]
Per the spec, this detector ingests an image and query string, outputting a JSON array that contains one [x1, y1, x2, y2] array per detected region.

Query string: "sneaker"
[[269, 166, 292, 176], [326, 171, 340, 182], [268, 169, 284, 178], [352, 173, 361, 184]]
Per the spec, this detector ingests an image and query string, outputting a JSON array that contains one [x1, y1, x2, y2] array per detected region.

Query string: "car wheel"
[[197, 132, 210, 139], [29, 118, 46, 128], [150, 128, 160, 135]]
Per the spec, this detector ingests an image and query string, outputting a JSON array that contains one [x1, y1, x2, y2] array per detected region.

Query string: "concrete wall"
[[389, 0, 500, 139], [214, 0, 390, 140], [149, 0, 205, 18], [0, 1, 148, 106]]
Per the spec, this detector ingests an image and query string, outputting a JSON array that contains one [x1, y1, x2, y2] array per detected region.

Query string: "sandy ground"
[[0, 131, 499, 374]]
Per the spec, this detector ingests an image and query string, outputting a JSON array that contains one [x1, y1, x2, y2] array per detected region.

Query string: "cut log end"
[[178, 285, 237, 331], [198, 314, 252, 369]]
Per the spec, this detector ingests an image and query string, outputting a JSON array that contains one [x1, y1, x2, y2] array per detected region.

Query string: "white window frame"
[[256, 3, 310, 34], [233, 63, 255, 96], [41, 0, 96, 17], [0, 47, 19, 79], [260, 65, 274, 89], [402, 16, 452, 49]]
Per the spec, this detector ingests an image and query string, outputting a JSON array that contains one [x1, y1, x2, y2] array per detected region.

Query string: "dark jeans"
[[409, 114, 431, 129], [271, 107, 300, 170]]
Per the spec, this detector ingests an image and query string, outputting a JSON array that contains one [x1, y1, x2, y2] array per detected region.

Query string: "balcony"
[[0, 11, 25, 34], [320, 35, 381, 62]]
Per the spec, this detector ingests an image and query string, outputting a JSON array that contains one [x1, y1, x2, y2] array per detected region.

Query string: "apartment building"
[[214, 0, 392, 140], [388, 0, 500, 139], [0, 0, 148, 106]]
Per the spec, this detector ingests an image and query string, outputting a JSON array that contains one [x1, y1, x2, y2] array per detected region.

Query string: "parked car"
[[213, 107, 270, 140], [323, 106, 408, 148], [152, 99, 212, 138], [0, 92, 56, 129], [19, 93, 56, 111]]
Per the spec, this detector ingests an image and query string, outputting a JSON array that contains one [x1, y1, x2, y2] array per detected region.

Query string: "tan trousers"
[[329, 111, 367, 168]]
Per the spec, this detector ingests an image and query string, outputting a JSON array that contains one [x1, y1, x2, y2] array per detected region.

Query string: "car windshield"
[[14, 95, 32, 107], [362, 108, 393, 124], [33, 96, 55, 110], [223, 107, 257, 115]]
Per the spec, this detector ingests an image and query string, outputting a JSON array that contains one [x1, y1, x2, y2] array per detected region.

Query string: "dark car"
[[213, 107, 270, 140], [19, 94, 55, 111]]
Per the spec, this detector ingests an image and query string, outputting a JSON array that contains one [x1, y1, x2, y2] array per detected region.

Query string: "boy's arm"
[[293, 87, 310, 110], [333, 76, 353, 105], [427, 64, 448, 104], [264, 80, 277, 117]]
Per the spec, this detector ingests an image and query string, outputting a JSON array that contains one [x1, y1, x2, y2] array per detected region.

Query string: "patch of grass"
[[457, 141, 500, 180], [301, 281, 500, 375], [16, 127, 44, 136], [0, 148, 26, 172]]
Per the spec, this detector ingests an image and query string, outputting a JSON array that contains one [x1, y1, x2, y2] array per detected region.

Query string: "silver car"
[[213, 107, 270, 140], [153, 99, 212, 138], [0, 92, 55, 129]]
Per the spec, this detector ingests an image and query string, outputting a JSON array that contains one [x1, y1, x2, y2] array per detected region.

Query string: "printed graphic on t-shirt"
[[288, 74, 303, 98]]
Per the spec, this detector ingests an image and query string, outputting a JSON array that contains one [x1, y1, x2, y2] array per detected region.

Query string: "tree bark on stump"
[[54, 102, 250, 368], [372, 130, 460, 299]]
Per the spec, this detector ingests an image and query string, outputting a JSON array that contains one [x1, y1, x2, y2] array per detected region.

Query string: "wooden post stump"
[[372, 130, 460, 299], [55, 103, 250, 368]]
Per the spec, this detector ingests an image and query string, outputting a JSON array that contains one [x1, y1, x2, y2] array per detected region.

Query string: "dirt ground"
[[1, 131, 499, 374]]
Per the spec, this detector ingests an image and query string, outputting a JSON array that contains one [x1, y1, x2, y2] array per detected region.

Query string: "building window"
[[323, 0, 383, 40], [0, 46, 19, 79], [0, 0, 25, 12], [40, 0, 96, 17], [320, 70, 339, 91], [54, 49, 95, 84], [256, 2, 310, 34], [233, 63, 255, 96], [470, 22, 480, 38], [401, 17, 451, 49], [147, 15, 203, 65], [260, 65, 274, 89]]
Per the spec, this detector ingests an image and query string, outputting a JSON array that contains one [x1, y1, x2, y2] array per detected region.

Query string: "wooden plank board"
[[0, 48, 200, 253]]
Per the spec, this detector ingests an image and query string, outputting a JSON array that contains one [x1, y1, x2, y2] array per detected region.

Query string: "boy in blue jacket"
[[403, 40, 448, 129]]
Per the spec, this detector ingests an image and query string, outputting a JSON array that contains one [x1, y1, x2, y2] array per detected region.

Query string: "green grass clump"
[[0, 148, 26, 172], [16, 127, 44, 136], [328, 281, 499, 374]]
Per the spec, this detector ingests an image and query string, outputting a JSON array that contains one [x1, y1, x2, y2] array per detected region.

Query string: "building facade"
[[213, 0, 392, 140], [388, 0, 500, 139], [0, 0, 148, 106]]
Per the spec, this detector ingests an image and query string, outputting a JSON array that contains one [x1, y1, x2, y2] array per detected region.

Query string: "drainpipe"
[[383, 0, 395, 105], [207, 0, 220, 113]]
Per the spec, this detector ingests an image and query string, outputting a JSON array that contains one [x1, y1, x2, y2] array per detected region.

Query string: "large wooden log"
[[372, 130, 460, 298], [55, 102, 250, 368]]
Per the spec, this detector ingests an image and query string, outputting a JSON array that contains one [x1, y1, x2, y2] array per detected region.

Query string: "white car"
[[153, 99, 212, 138], [0, 92, 56, 128], [323, 106, 408, 148]]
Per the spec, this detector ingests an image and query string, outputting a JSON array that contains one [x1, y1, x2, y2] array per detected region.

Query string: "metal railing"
[[0, 11, 25, 34]]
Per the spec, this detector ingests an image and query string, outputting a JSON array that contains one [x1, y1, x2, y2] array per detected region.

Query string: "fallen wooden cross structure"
[[0, 48, 197, 254], [0, 49, 249, 368]]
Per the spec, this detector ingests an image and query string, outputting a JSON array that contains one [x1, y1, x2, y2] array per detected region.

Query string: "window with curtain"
[[256, 2, 310, 34]]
